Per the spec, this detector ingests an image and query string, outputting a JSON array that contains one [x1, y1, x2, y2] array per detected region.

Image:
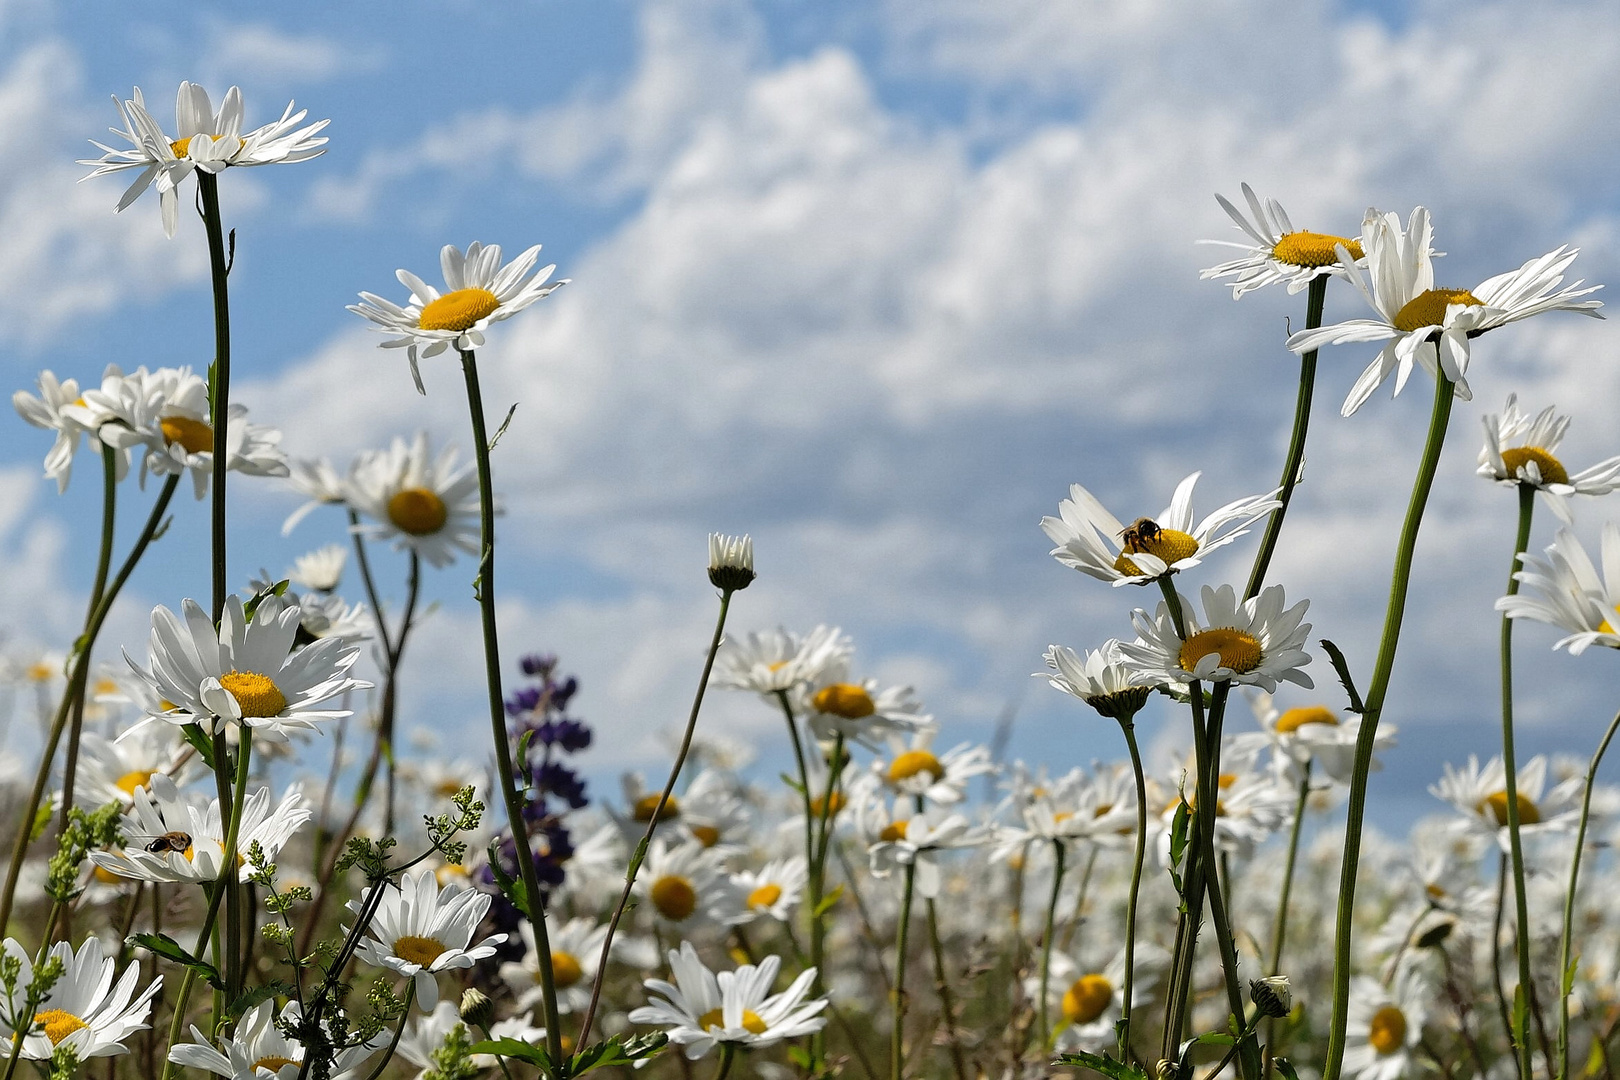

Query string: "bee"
[[1118, 517, 1162, 553], [141, 832, 193, 855]]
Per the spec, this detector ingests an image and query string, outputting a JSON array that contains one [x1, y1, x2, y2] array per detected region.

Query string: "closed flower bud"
[[708, 533, 755, 592], [459, 987, 495, 1031], [1249, 975, 1292, 1019]]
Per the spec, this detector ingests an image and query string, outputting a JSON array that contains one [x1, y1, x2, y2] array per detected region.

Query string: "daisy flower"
[[1479, 394, 1620, 523], [80, 83, 328, 237], [1119, 583, 1313, 693], [800, 667, 936, 750], [708, 532, 755, 592], [678, 770, 753, 853], [73, 727, 194, 808], [498, 914, 610, 1014], [246, 574, 372, 647], [0, 936, 160, 1061], [397, 1003, 546, 1078], [1343, 970, 1430, 1080], [127, 593, 369, 742], [141, 369, 287, 498], [1498, 524, 1620, 653], [713, 625, 853, 699], [858, 797, 987, 898], [1286, 207, 1604, 416], [90, 775, 310, 884], [635, 840, 740, 930], [1431, 754, 1580, 852], [873, 731, 995, 805], [728, 857, 808, 927], [288, 544, 348, 592], [13, 370, 97, 492], [1230, 691, 1395, 786], [167, 999, 384, 1080], [348, 242, 567, 393], [1028, 947, 1168, 1052], [1199, 183, 1367, 298], [627, 942, 827, 1060], [994, 765, 1137, 853], [1040, 641, 1155, 721], [350, 870, 506, 1009], [346, 433, 481, 569], [282, 458, 350, 535], [1042, 472, 1280, 586], [1159, 763, 1294, 858]]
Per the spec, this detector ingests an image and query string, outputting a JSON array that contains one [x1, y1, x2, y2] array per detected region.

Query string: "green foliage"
[[46, 801, 123, 903], [426, 1022, 481, 1080], [1054, 1048, 1149, 1080], [130, 932, 223, 991]]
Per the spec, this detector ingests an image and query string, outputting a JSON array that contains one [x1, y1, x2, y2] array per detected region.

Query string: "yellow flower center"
[[1270, 231, 1365, 268], [812, 683, 876, 719], [1178, 628, 1263, 676], [808, 792, 845, 817], [880, 820, 909, 842], [766, 660, 790, 671], [93, 864, 126, 885], [386, 488, 449, 536], [690, 824, 721, 847], [1500, 446, 1570, 487], [1367, 1005, 1407, 1055], [1114, 527, 1200, 577], [748, 884, 783, 910], [252, 1056, 298, 1072], [418, 288, 501, 332], [1093, 803, 1114, 817], [25, 662, 53, 682], [218, 671, 287, 719], [169, 137, 192, 157], [115, 769, 155, 796], [393, 935, 448, 968], [634, 794, 677, 822], [160, 415, 214, 455], [1392, 288, 1483, 333], [698, 1008, 767, 1034], [1478, 790, 1541, 827], [1425, 883, 1447, 900], [650, 875, 697, 921], [1275, 706, 1338, 734], [888, 751, 943, 784], [435, 780, 463, 797], [32, 1010, 87, 1046], [1062, 974, 1114, 1025], [551, 951, 584, 987]]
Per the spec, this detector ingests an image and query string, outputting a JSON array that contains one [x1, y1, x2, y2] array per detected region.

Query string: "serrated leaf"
[[226, 981, 293, 1019], [470, 1038, 553, 1071], [570, 1031, 667, 1075], [485, 841, 532, 922], [1054, 1049, 1149, 1080], [129, 933, 223, 990], [1318, 639, 1365, 714]]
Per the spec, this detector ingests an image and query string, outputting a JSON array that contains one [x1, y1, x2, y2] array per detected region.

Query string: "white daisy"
[[1039, 641, 1155, 721], [348, 242, 567, 393], [1042, 472, 1281, 587], [1159, 763, 1294, 859], [128, 593, 368, 742], [394, 1002, 545, 1079], [1028, 947, 1168, 1052], [727, 857, 808, 927], [627, 942, 827, 1061], [1479, 395, 1620, 524], [90, 775, 310, 884], [1230, 691, 1395, 786], [1343, 970, 1430, 1080], [350, 869, 506, 1009], [167, 999, 384, 1080], [708, 533, 755, 591], [635, 840, 740, 930], [1498, 524, 1620, 653], [0, 936, 160, 1061], [1431, 754, 1581, 852], [678, 770, 753, 853], [13, 370, 98, 492], [282, 458, 350, 535], [73, 727, 195, 808], [288, 544, 348, 593], [993, 765, 1138, 854], [498, 914, 610, 1014], [1199, 183, 1367, 298], [345, 433, 482, 569], [872, 731, 995, 805], [1286, 207, 1604, 416], [713, 625, 853, 698], [857, 797, 987, 899], [800, 667, 936, 750], [1119, 583, 1313, 693], [143, 370, 288, 498]]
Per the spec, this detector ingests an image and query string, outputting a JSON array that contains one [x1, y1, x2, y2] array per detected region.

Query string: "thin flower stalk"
[[1265, 765, 1312, 1077], [925, 896, 969, 1080], [892, 857, 918, 1080], [1037, 839, 1067, 1049], [808, 731, 848, 1068], [1557, 705, 1620, 1080], [1117, 714, 1149, 1063]]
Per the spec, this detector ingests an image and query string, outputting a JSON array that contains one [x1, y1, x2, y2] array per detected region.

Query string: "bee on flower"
[[90, 775, 309, 884]]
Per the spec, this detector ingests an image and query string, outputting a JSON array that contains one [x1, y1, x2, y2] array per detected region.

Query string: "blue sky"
[[3, 0, 1619, 830]]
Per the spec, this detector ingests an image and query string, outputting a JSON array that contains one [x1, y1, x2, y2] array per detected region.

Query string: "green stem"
[[358, 983, 415, 1080], [712, 1043, 737, 1080], [1038, 840, 1067, 1048], [1245, 275, 1326, 601], [1118, 717, 1148, 1064], [218, 732, 253, 999], [1559, 707, 1620, 1080], [1321, 372, 1456, 1080], [159, 865, 232, 1080], [1264, 766, 1312, 1077], [892, 859, 918, 1080], [197, 171, 231, 625], [925, 898, 969, 1080], [59, 445, 120, 831], [777, 691, 817, 886], [808, 731, 847, 1069]]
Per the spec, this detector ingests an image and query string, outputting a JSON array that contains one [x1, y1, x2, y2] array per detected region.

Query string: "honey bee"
[[142, 832, 193, 855], [1118, 517, 1162, 553]]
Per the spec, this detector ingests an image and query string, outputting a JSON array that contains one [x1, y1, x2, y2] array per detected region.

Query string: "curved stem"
[[711, 1043, 737, 1080], [1038, 839, 1067, 1048], [892, 860, 918, 1080], [1118, 718, 1148, 1063], [1557, 705, 1620, 1080], [1321, 372, 1455, 1080]]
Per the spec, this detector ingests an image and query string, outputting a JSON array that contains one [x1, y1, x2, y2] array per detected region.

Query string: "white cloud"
[[199, 20, 372, 87]]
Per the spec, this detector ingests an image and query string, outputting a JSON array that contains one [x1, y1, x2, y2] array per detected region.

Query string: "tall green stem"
[[1264, 766, 1311, 1076], [892, 859, 918, 1080], [219, 733, 253, 998], [925, 898, 969, 1080], [1038, 839, 1067, 1048], [808, 731, 847, 1069], [197, 171, 231, 625], [1557, 705, 1620, 1080], [1321, 372, 1456, 1080], [56, 445, 118, 832], [1118, 717, 1148, 1063], [1499, 482, 1538, 1079]]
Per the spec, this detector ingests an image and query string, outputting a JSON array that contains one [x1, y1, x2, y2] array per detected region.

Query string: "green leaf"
[[1318, 639, 1366, 714], [485, 841, 532, 922], [813, 884, 845, 917], [570, 1032, 668, 1075], [469, 1038, 553, 1072], [28, 804, 52, 843], [180, 724, 217, 770], [129, 933, 223, 991], [1513, 982, 1529, 1048], [1274, 1058, 1301, 1080], [1053, 1049, 1148, 1080], [225, 981, 293, 1019], [1564, 954, 1580, 996]]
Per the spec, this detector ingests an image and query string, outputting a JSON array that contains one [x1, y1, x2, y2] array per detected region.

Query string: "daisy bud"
[[1249, 975, 1292, 1019], [459, 987, 495, 1031], [708, 533, 755, 592]]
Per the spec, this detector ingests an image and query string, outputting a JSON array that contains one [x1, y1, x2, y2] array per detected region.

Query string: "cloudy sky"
[[2, 0, 1618, 828]]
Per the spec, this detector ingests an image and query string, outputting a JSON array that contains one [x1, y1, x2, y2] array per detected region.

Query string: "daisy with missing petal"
[[167, 999, 383, 1080], [713, 625, 853, 699], [13, 371, 96, 493], [90, 775, 310, 884], [499, 914, 610, 1014], [628, 942, 827, 1061], [1119, 583, 1313, 693], [1479, 395, 1620, 523], [349, 242, 567, 393], [1042, 472, 1280, 587], [1287, 207, 1604, 416], [728, 857, 808, 927], [1199, 183, 1367, 298], [1343, 970, 1430, 1080], [346, 433, 481, 569], [0, 937, 160, 1062], [1497, 524, 1620, 653], [128, 593, 369, 742], [350, 870, 506, 1009], [1040, 641, 1154, 721]]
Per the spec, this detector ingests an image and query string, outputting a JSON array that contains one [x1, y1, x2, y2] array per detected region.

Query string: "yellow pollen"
[[550, 951, 584, 987], [690, 824, 722, 847], [650, 875, 697, 921], [1392, 288, 1483, 333], [218, 671, 286, 719], [1367, 1005, 1407, 1055], [32, 1010, 87, 1046], [169, 136, 193, 157], [812, 683, 876, 719], [1178, 628, 1263, 676], [386, 488, 449, 536], [26, 662, 53, 682], [634, 794, 678, 822], [160, 415, 214, 455], [392, 935, 448, 968], [1114, 527, 1200, 576], [748, 883, 783, 910], [1276, 706, 1338, 733], [115, 769, 155, 796], [1271, 231, 1364, 268], [887, 751, 943, 784], [880, 821, 909, 842], [1062, 974, 1114, 1025], [1478, 790, 1541, 827], [252, 1057, 298, 1072], [1500, 446, 1570, 487], [698, 1008, 767, 1035], [93, 864, 125, 885], [808, 792, 845, 817], [1052, 811, 1074, 824], [418, 287, 501, 332]]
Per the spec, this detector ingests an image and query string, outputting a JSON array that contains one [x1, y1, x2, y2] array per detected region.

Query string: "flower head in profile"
[[0, 936, 160, 1061], [800, 667, 936, 750], [346, 433, 481, 568], [1497, 524, 1620, 653], [1040, 641, 1154, 721], [713, 625, 852, 698], [80, 83, 329, 237], [1119, 584, 1313, 693], [350, 870, 506, 1009], [1043, 472, 1280, 587], [349, 242, 567, 393], [708, 533, 756, 591], [1287, 207, 1603, 416], [1479, 395, 1620, 523], [13, 370, 104, 493], [873, 731, 994, 805], [1230, 691, 1394, 786], [627, 942, 827, 1060], [1199, 183, 1367, 298]]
